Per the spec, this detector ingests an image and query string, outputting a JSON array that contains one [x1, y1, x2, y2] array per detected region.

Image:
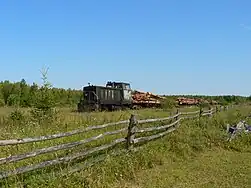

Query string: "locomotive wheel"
[[94, 104, 100, 111]]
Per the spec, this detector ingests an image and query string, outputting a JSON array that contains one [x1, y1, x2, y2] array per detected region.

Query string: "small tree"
[[30, 67, 57, 123]]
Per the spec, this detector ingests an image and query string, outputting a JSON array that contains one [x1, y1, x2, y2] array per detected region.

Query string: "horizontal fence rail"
[[135, 119, 180, 133], [0, 105, 230, 180], [0, 120, 129, 146], [0, 138, 126, 179], [181, 114, 200, 120], [137, 113, 179, 124], [134, 127, 177, 144], [0, 128, 127, 165], [180, 110, 200, 115]]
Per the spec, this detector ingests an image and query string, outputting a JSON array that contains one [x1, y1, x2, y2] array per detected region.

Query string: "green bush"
[[7, 108, 28, 127], [7, 94, 20, 106], [161, 98, 177, 109], [0, 98, 4, 107]]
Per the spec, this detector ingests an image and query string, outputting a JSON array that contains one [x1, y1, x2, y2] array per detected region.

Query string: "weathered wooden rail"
[[0, 106, 228, 180]]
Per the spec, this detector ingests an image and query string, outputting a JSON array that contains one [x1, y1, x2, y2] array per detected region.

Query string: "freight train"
[[77, 81, 163, 112]]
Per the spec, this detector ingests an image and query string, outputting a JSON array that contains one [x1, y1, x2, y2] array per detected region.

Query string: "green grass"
[[115, 148, 251, 188], [0, 105, 250, 187]]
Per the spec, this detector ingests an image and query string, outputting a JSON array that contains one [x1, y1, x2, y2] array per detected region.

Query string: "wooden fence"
[[0, 106, 229, 180]]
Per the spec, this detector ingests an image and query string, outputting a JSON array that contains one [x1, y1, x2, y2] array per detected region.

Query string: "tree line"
[[0, 79, 82, 108], [0, 78, 250, 108]]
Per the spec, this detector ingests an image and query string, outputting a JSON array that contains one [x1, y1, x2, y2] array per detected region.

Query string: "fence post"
[[175, 108, 180, 128], [126, 114, 137, 150], [215, 106, 218, 113], [199, 107, 203, 119], [209, 106, 212, 118]]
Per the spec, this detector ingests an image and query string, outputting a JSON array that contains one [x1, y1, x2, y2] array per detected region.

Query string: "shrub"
[[7, 108, 27, 127], [7, 94, 20, 107], [0, 98, 5, 107], [161, 98, 177, 109]]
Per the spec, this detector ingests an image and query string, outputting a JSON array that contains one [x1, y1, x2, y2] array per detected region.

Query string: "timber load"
[[176, 97, 219, 106], [132, 90, 165, 105], [176, 97, 200, 105]]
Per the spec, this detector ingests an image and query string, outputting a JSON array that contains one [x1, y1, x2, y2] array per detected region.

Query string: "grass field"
[[115, 148, 251, 188], [0, 105, 251, 187]]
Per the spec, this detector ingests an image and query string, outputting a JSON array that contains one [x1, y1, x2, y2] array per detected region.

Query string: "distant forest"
[[0, 79, 250, 107], [0, 79, 82, 107]]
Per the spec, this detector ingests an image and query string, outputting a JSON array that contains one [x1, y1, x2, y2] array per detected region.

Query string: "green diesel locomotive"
[[77, 81, 133, 112]]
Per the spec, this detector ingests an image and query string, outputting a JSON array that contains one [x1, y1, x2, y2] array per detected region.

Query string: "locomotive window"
[[125, 84, 130, 90], [84, 91, 96, 101]]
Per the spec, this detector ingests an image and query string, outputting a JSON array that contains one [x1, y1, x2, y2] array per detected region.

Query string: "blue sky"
[[0, 1, 251, 96]]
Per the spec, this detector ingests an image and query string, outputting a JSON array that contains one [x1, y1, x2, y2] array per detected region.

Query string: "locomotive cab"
[[106, 81, 132, 103]]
